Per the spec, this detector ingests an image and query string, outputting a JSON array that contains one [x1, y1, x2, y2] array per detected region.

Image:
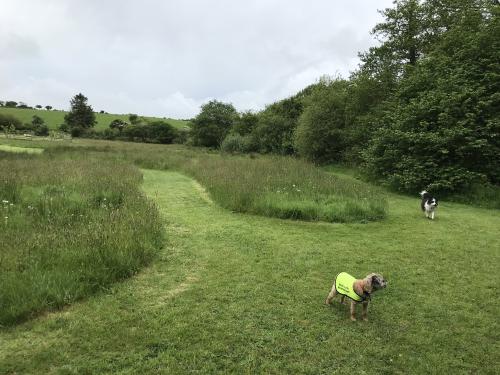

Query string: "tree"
[[5, 101, 17, 108], [45, 105, 53, 110], [31, 115, 45, 127], [294, 79, 350, 163], [252, 95, 304, 155], [363, 2, 500, 193], [17, 102, 30, 109], [63, 93, 96, 133], [35, 105, 42, 109], [190, 100, 237, 148], [232, 111, 259, 136], [129, 114, 140, 125]]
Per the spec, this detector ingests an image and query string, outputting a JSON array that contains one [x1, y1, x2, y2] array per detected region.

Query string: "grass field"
[[0, 139, 499, 374], [0, 150, 163, 325], [0, 107, 189, 131], [0, 144, 43, 154]]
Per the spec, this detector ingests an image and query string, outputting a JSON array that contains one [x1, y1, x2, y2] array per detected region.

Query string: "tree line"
[[190, 0, 500, 196]]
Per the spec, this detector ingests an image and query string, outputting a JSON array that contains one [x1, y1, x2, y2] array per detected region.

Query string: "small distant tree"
[[5, 101, 17, 108], [35, 105, 42, 109], [63, 93, 96, 134], [17, 102, 30, 109], [129, 114, 139, 125], [45, 105, 53, 110], [0, 101, 5, 107], [31, 115, 45, 127]]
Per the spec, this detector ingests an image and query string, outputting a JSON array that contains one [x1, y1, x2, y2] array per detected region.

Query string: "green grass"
[[0, 106, 189, 131], [1, 167, 498, 374], [0, 144, 43, 154], [0, 138, 499, 374], [32, 139, 386, 223], [0, 151, 163, 326]]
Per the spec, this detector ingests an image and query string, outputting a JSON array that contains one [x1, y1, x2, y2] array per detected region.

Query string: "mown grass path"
[[1, 170, 499, 374]]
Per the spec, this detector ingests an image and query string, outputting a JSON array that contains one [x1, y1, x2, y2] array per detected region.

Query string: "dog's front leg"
[[350, 302, 357, 321], [325, 284, 337, 305], [431, 211, 435, 220], [340, 295, 346, 305], [362, 302, 369, 321]]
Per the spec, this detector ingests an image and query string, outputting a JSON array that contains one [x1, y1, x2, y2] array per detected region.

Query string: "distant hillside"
[[0, 107, 190, 130]]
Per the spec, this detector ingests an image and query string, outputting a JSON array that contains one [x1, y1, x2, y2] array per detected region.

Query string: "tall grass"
[[44, 140, 388, 223], [0, 151, 163, 326], [182, 156, 387, 222]]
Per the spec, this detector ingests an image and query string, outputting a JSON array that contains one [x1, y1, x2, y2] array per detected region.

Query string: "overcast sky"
[[0, 0, 393, 119]]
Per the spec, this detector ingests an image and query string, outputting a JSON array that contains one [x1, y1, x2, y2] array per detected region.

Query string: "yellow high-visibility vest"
[[335, 272, 364, 302]]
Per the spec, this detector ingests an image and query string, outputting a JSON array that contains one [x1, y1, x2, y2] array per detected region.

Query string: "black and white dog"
[[420, 190, 438, 220]]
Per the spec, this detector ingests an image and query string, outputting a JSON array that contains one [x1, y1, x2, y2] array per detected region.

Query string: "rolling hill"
[[0, 107, 190, 130]]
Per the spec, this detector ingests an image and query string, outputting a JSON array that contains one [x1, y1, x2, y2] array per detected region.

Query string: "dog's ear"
[[364, 274, 374, 293]]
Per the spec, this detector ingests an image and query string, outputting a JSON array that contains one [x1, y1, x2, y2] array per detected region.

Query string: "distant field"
[[0, 107, 189, 130]]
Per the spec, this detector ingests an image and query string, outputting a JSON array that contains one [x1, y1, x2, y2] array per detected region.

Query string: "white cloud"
[[0, 0, 394, 118]]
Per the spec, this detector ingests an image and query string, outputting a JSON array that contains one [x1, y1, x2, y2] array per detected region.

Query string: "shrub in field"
[[220, 134, 255, 153], [0, 152, 163, 326], [0, 113, 22, 131]]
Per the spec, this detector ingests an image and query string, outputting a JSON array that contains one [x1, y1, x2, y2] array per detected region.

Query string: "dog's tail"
[[420, 190, 428, 197]]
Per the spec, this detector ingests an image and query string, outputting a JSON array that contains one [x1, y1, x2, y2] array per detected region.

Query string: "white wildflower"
[[2, 200, 8, 204]]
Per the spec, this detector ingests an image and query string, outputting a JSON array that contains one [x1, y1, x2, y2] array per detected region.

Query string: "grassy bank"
[[0, 107, 189, 131], [0, 151, 163, 326]]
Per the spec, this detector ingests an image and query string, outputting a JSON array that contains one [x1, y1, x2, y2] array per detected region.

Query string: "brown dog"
[[325, 272, 387, 321]]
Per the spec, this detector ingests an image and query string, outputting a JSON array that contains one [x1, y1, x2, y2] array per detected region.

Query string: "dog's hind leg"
[[325, 284, 338, 305]]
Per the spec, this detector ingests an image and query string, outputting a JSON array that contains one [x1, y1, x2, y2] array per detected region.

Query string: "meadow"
[[0, 106, 189, 131], [0, 149, 163, 325], [0, 138, 499, 374]]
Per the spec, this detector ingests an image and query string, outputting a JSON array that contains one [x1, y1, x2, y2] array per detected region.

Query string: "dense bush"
[[120, 121, 178, 144], [220, 134, 255, 153], [0, 114, 22, 131]]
